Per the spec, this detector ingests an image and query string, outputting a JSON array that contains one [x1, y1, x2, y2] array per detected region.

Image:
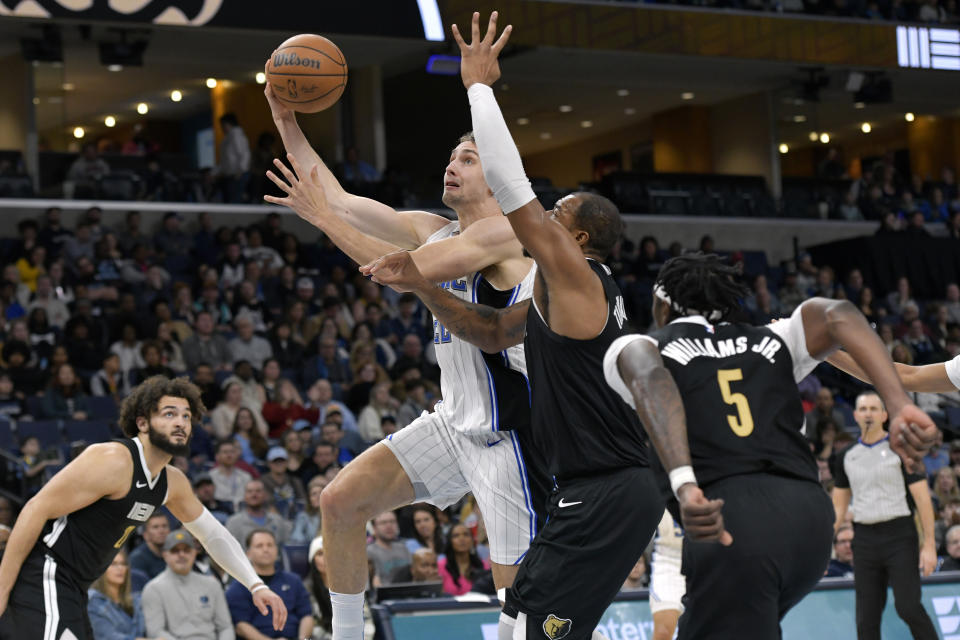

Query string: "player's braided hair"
[[118, 376, 206, 438], [655, 252, 748, 323]]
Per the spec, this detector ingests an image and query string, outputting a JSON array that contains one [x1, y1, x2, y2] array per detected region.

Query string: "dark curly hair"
[[118, 376, 206, 438], [655, 252, 749, 323]]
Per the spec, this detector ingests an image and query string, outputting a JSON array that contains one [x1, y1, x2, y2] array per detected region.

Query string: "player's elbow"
[[822, 299, 861, 336]]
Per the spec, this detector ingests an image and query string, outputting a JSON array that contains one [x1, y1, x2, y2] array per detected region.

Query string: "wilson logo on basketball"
[[272, 52, 325, 70], [542, 614, 572, 639]]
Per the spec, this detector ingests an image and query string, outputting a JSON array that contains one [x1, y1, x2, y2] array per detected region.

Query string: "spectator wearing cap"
[[141, 529, 235, 640], [294, 277, 322, 317], [193, 474, 233, 525], [228, 314, 273, 370], [226, 529, 312, 639], [183, 311, 232, 371], [261, 446, 306, 519], [226, 479, 292, 548], [262, 378, 320, 439], [357, 382, 400, 443]]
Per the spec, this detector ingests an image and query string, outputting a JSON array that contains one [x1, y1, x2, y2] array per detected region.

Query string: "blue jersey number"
[[434, 319, 452, 344]]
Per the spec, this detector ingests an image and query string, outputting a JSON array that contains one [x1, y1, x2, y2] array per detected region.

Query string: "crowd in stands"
[[621, 0, 960, 22], [0, 197, 959, 637]]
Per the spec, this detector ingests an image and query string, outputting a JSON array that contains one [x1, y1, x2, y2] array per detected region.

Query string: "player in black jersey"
[[604, 253, 938, 640], [359, 14, 725, 640], [0, 376, 286, 640]]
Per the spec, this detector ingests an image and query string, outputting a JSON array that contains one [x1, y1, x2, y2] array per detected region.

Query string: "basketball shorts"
[[505, 466, 664, 640], [678, 473, 834, 640], [382, 410, 543, 565], [9, 549, 92, 640]]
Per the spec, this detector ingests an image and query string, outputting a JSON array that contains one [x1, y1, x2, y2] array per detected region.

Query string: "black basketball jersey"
[[524, 259, 647, 480], [39, 437, 168, 587], [648, 317, 819, 489]]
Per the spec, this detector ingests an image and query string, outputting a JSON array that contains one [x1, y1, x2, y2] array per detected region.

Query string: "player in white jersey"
[[828, 351, 960, 393], [649, 510, 685, 640], [262, 79, 545, 640]]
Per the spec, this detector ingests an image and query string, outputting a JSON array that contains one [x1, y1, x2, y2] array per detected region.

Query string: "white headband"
[[654, 284, 723, 322]]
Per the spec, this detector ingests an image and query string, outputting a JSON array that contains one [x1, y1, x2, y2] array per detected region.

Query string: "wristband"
[[669, 466, 697, 498], [251, 583, 268, 594]]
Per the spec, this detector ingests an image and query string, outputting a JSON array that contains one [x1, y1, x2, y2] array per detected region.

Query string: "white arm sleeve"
[[466, 83, 537, 214], [603, 334, 659, 410], [183, 508, 261, 591], [650, 510, 685, 613], [945, 355, 960, 390], [766, 303, 823, 383]]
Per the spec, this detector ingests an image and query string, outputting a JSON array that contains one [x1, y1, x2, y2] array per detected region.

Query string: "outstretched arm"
[[265, 77, 447, 248], [797, 298, 937, 469], [828, 350, 959, 393], [165, 468, 287, 632], [362, 250, 528, 353], [604, 335, 731, 545], [453, 12, 605, 339], [266, 155, 524, 282]]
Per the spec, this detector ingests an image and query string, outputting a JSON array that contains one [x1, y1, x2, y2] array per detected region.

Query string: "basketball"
[[266, 34, 348, 113]]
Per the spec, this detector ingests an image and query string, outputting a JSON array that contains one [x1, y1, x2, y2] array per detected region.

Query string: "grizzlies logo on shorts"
[[543, 614, 572, 639]]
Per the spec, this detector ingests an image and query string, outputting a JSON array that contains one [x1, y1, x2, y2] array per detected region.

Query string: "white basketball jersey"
[[425, 221, 535, 436]]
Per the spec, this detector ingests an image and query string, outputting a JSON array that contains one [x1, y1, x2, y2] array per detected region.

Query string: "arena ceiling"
[[0, 17, 957, 156]]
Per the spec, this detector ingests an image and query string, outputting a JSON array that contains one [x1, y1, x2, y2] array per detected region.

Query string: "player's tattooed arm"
[[616, 339, 692, 473], [617, 338, 732, 545], [361, 250, 529, 353]]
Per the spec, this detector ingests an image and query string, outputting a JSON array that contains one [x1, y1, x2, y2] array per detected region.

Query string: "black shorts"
[[505, 466, 664, 640], [678, 474, 834, 640], [9, 549, 92, 640]]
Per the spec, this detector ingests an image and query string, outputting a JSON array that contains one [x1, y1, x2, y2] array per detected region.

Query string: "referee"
[[832, 390, 938, 640]]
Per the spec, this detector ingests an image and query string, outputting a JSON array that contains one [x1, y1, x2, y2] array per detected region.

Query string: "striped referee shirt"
[[834, 435, 925, 525]]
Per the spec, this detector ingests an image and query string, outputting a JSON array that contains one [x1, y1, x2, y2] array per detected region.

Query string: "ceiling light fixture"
[[517, 117, 530, 125], [255, 72, 266, 84], [793, 115, 807, 123], [779, 143, 789, 154], [905, 112, 915, 122], [559, 105, 572, 113], [624, 107, 636, 116], [854, 102, 866, 109], [73, 127, 84, 139], [104, 116, 116, 127], [206, 77, 217, 89], [820, 132, 830, 143], [539, 132, 552, 140], [107, 64, 122, 72], [681, 92, 695, 100], [170, 90, 182, 102], [580, 120, 593, 128], [861, 122, 872, 133], [137, 102, 148, 115], [617, 89, 629, 97]]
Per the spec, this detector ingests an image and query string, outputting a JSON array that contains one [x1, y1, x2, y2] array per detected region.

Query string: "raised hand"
[[888, 403, 937, 473], [263, 58, 293, 122], [360, 250, 430, 294], [264, 153, 330, 226], [677, 484, 733, 546], [451, 11, 513, 89]]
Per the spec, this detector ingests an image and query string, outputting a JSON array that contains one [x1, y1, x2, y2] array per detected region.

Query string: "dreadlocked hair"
[[655, 252, 749, 322]]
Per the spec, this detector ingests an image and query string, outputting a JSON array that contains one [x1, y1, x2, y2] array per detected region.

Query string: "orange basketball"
[[267, 34, 348, 113]]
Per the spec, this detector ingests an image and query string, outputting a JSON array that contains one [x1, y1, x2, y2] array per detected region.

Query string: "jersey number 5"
[[717, 368, 754, 437]]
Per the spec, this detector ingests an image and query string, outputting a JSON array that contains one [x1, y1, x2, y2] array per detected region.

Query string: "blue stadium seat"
[[945, 407, 960, 430], [284, 544, 310, 578], [0, 419, 13, 451], [17, 420, 62, 449], [87, 396, 119, 421], [64, 420, 112, 444], [129, 568, 150, 593], [24, 396, 43, 419]]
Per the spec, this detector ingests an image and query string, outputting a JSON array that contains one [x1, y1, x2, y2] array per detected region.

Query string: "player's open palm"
[[361, 250, 428, 293], [253, 587, 288, 631], [264, 153, 330, 226], [451, 11, 512, 89], [678, 484, 733, 546], [888, 403, 937, 473]]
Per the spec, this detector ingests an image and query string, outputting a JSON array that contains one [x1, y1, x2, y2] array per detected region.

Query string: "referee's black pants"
[[852, 516, 937, 640]]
